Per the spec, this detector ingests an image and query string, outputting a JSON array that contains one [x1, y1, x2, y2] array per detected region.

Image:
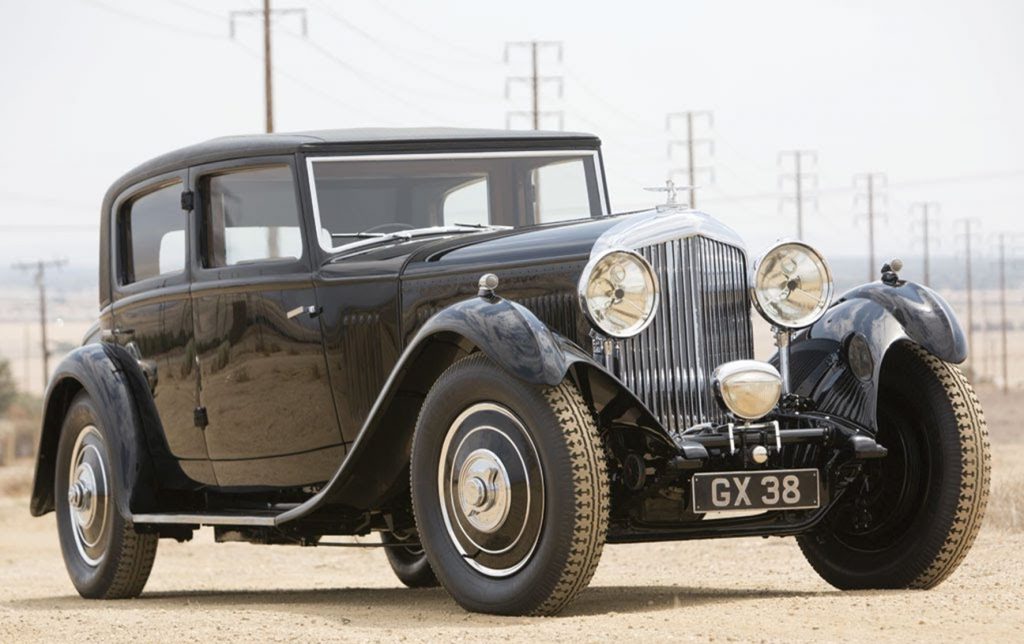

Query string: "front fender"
[[416, 293, 570, 386], [786, 280, 966, 431], [276, 293, 679, 523], [31, 342, 160, 518]]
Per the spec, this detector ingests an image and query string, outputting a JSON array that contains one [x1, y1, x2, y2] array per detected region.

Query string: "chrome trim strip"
[[131, 513, 278, 527]]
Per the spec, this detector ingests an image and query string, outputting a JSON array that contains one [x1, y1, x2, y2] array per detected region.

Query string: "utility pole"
[[954, 218, 981, 375], [854, 172, 887, 281], [910, 202, 940, 286], [230, 2, 305, 257], [12, 259, 67, 389], [778, 150, 817, 239], [505, 41, 563, 130], [666, 111, 714, 209], [230, 2, 308, 133]]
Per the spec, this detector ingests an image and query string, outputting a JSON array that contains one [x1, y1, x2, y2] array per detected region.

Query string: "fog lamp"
[[713, 360, 783, 421]]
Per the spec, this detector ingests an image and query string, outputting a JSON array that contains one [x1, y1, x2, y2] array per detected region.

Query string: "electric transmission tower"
[[778, 150, 818, 240], [853, 172, 888, 282], [910, 202, 940, 286], [666, 111, 714, 208], [505, 41, 563, 130], [954, 218, 982, 375]]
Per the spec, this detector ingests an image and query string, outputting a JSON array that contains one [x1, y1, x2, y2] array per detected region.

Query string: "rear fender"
[[31, 342, 165, 518], [786, 280, 966, 431]]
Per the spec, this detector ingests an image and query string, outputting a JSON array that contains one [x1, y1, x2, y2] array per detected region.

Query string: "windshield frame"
[[304, 149, 608, 254]]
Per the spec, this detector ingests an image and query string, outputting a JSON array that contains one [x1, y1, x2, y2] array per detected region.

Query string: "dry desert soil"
[[1, 385, 1022, 643]]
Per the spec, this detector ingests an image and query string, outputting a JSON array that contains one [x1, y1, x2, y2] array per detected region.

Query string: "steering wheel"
[[361, 222, 415, 234]]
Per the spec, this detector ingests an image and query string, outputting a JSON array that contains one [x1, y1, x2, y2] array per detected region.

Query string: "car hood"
[[318, 207, 745, 280]]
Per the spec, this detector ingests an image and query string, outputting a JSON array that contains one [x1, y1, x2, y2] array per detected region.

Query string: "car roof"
[[109, 127, 600, 196]]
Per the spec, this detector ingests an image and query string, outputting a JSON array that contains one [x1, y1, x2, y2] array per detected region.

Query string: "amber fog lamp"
[[751, 240, 834, 329], [713, 360, 783, 420], [579, 249, 659, 338]]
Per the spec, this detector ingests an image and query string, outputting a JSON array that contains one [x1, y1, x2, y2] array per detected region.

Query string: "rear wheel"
[[55, 392, 158, 599], [798, 343, 990, 589], [411, 354, 609, 616], [381, 530, 439, 588]]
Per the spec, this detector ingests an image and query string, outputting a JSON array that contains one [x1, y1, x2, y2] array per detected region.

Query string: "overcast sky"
[[2, 0, 1022, 280]]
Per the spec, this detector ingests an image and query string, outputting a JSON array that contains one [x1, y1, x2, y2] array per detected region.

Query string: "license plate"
[[691, 468, 821, 513]]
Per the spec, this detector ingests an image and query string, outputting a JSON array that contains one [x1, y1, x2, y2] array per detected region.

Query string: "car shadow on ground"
[[7, 584, 845, 625]]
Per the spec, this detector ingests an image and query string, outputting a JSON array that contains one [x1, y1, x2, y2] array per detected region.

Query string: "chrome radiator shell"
[[615, 236, 754, 434]]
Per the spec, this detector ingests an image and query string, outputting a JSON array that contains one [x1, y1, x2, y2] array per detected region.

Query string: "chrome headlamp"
[[578, 249, 658, 338], [713, 360, 783, 420], [751, 241, 834, 329]]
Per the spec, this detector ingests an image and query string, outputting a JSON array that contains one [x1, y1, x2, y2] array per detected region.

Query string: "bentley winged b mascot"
[[31, 128, 989, 615]]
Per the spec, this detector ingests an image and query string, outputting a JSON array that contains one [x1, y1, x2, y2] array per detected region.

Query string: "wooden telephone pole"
[[12, 259, 67, 389]]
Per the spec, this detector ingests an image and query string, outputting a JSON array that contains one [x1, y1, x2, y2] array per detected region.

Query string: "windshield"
[[306, 151, 605, 251]]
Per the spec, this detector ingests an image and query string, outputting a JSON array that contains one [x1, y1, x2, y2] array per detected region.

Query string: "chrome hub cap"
[[67, 426, 110, 567], [438, 403, 544, 577], [457, 449, 510, 533]]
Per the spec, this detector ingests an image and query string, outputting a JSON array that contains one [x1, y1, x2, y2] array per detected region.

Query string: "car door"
[[109, 169, 215, 486], [188, 156, 344, 488]]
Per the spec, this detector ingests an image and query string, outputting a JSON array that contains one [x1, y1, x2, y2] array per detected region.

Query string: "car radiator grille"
[[617, 236, 754, 435]]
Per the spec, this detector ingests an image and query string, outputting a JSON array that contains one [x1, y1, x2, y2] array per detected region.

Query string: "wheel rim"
[[67, 426, 111, 567], [832, 402, 933, 552], [437, 402, 544, 577]]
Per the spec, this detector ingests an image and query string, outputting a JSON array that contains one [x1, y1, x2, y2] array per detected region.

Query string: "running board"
[[131, 512, 282, 527]]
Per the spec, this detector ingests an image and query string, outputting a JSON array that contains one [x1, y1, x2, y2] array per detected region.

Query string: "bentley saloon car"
[[32, 128, 990, 615]]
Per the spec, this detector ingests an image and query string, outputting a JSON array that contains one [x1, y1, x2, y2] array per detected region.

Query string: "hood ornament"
[[644, 179, 694, 211]]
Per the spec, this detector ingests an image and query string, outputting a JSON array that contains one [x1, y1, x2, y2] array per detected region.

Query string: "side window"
[[533, 159, 592, 224], [121, 182, 185, 284], [203, 165, 303, 267], [442, 176, 489, 227]]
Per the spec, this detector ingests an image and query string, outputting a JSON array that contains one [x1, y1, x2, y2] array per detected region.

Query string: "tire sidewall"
[[411, 357, 580, 614], [55, 392, 133, 598]]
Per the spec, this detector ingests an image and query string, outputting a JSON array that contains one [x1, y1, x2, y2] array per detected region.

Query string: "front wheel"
[[411, 354, 609, 616], [55, 392, 158, 599], [798, 344, 991, 589]]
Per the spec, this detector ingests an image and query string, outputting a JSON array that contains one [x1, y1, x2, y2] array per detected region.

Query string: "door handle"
[[101, 327, 135, 342], [286, 305, 322, 320]]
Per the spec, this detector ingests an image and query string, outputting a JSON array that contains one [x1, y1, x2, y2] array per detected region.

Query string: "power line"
[[310, 0, 498, 98], [78, 0, 221, 38], [369, 0, 500, 63], [279, 29, 450, 120]]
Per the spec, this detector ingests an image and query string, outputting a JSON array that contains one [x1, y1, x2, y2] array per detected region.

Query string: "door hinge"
[[193, 406, 208, 429], [180, 190, 195, 211]]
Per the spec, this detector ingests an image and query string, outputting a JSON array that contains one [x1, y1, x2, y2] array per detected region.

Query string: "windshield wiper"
[[327, 225, 506, 253]]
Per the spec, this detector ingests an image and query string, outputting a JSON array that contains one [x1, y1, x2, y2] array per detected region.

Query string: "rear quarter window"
[[119, 182, 185, 284]]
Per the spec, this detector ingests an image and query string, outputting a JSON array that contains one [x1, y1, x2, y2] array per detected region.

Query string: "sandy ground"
[[0, 386, 1022, 642]]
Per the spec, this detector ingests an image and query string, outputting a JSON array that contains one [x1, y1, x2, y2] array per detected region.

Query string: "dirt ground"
[[1, 386, 1022, 642]]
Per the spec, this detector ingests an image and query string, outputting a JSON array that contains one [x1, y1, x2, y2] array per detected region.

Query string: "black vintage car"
[[32, 128, 990, 615]]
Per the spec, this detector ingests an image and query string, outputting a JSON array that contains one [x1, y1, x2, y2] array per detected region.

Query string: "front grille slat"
[[619, 235, 752, 434]]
